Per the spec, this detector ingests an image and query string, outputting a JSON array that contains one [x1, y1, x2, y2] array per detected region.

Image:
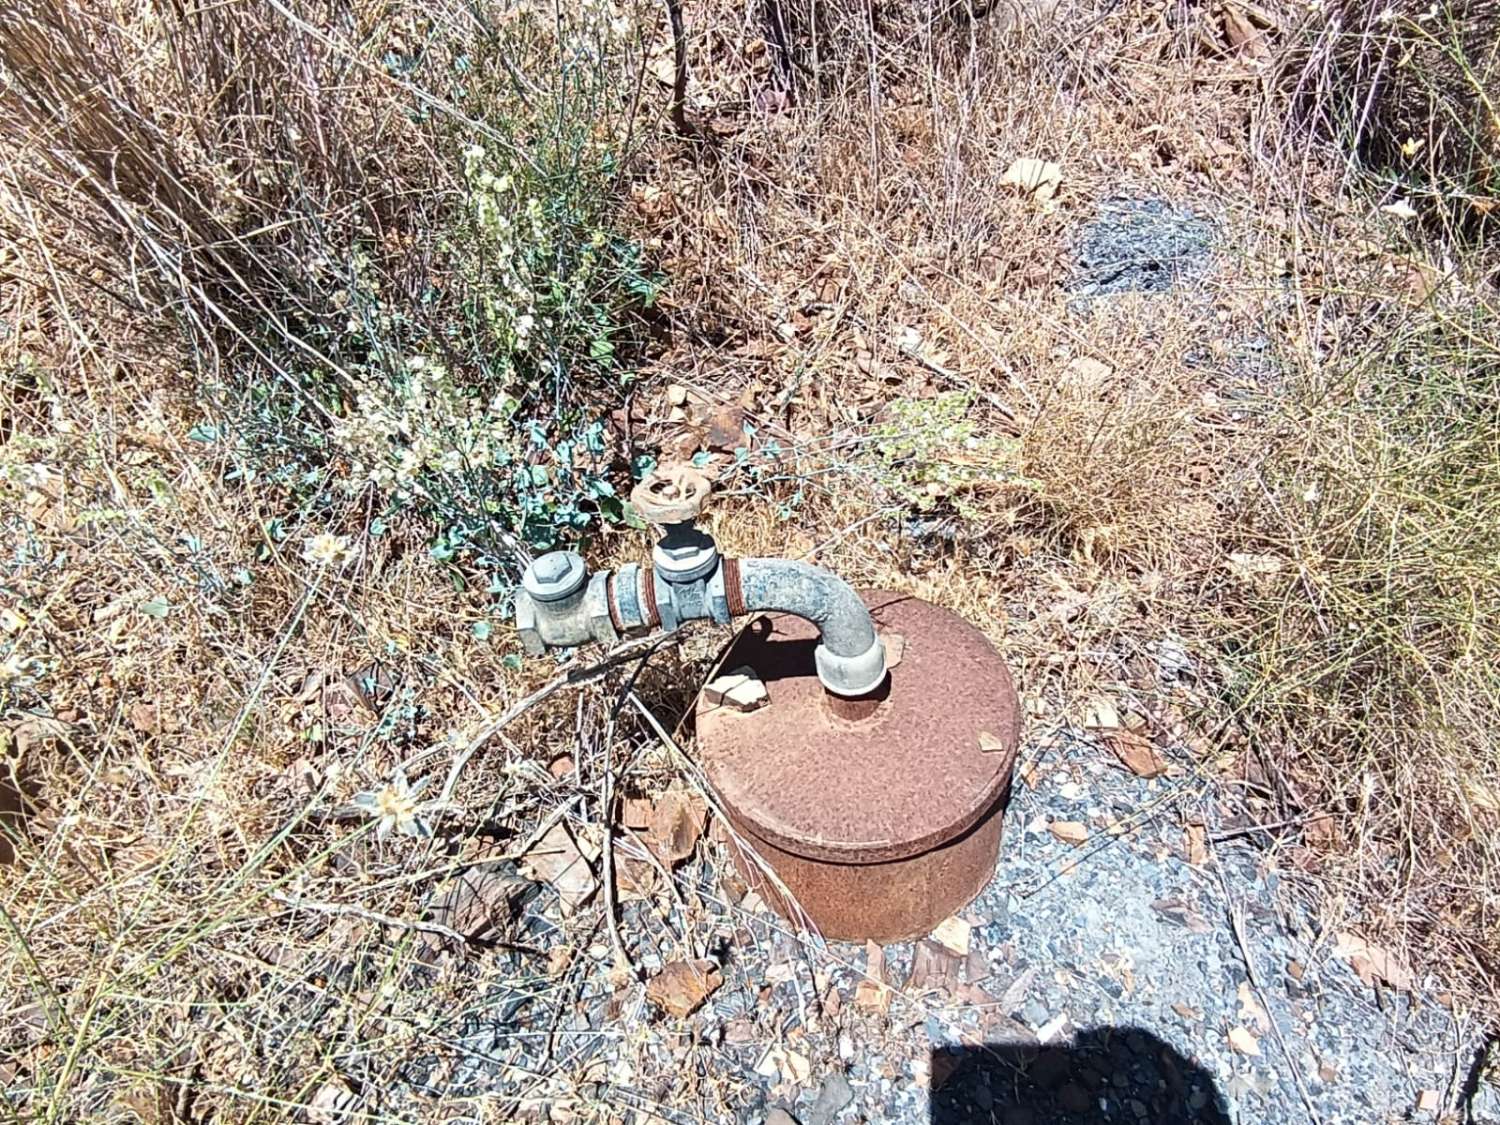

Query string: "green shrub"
[[2, 0, 658, 581]]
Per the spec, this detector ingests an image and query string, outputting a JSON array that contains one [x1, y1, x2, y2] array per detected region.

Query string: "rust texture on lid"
[[695, 591, 1021, 867]]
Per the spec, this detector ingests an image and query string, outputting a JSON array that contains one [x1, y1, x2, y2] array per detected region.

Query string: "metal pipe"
[[734, 558, 887, 697], [513, 464, 888, 698]]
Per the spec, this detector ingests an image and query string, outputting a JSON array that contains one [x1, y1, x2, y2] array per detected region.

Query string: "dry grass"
[[1280, 0, 1499, 229], [3, 0, 1499, 1118]]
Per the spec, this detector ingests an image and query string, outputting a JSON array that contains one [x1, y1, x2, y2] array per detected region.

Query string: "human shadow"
[[930, 1027, 1231, 1124]]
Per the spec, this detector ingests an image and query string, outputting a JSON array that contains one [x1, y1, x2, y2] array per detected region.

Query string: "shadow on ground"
[[930, 1027, 1229, 1124]]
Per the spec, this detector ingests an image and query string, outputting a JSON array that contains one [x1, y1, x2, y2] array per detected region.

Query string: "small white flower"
[[302, 533, 354, 567], [515, 313, 535, 341], [0, 651, 37, 684], [351, 770, 434, 840]]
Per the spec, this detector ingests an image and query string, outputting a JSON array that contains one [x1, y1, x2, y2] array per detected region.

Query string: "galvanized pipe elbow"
[[734, 558, 887, 697]]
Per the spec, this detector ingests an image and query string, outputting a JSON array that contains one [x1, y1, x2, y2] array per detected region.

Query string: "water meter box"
[[696, 592, 1021, 942]]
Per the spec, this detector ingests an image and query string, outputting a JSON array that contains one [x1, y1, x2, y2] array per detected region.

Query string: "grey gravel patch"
[[390, 726, 1483, 1125], [1070, 198, 1214, 298]]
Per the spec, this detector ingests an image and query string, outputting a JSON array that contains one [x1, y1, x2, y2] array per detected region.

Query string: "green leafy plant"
[[868, 391, 1026, 516], [3, 0, 661, 587]]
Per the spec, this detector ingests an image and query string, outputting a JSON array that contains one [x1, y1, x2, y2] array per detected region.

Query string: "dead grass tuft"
[[1280, 0, 1500, 229]]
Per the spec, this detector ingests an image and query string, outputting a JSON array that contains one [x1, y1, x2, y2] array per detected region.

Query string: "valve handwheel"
[[631, 464, 711, 525]]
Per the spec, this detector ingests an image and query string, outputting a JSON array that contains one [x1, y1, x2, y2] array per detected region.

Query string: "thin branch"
[[432, 632, 682, 808], [271, 891, 469, 946]]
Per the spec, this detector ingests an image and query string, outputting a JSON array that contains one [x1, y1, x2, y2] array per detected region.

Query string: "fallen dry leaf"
[[1237, 981, 1270, 1031], [613, 850, 660, 903], [703, 667, 767, 713], [1083, 697, 1120, 731], [643, 789, 707, 867], [1303, 811, 1340, 848], [1227, 1025, 1261, 1056], [912, 939, 964, 994], [1333, 931, 1415, 992], [1151, 897, 1214, 934], [855, 940, 891, 1013], [1061, 356, 1113, 390], [519, 822, 597, 915], [931, 915, 972, 957], [1108, 730, 1167, 778], [780, 1047, 812, 1085], [1221, 2, 1268, 57], [1050, 820, 1089, 846], [978, 730, 1008, 753], [999, 966, 1038, 1014], [1463, 778, 1500, 813], [1184, 823, 1210, 866], [1226, 552, 1284, 582], [619, 796, 653, 830], [1172, 1002, 1203, 1021], [645, 958, 723, 1017], [1001, 157, 1063, 204], [307, 1080, 360, 1124], [423, 841, 533, 945]]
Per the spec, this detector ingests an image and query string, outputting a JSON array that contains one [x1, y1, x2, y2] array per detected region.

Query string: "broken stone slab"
[[703, 666, 768, 712]]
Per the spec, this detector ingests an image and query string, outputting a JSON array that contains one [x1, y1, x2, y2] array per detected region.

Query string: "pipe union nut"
[[653, 539, 719, 584], [583, 572, 620, 647], [814, 634, 888, 698]]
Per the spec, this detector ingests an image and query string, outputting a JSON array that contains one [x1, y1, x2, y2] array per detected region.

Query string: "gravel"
[[1070, 197, 1215, 298], [392, 723, 1491, 1124], [705, 723, 1484, 1124]]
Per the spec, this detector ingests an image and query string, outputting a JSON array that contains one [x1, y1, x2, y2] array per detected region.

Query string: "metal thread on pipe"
[[640, 567, 660, 628]]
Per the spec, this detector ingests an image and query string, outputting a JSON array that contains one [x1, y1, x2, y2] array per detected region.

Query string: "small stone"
[[704, 667, 768, 712], [1286, 959, 1305, 981], [1415, 1089, 1440, 1114], [547, 754, 575, 778], [805, 1074, 854, 1125], [1059, 1083, 1090, 1113], [1049, 820, 1089, 846], [765, 1109, 799, 1125], [883, 633, 906, 669]]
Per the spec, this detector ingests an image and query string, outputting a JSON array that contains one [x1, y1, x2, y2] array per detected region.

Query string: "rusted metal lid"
[[695, 591, 1020, 866]]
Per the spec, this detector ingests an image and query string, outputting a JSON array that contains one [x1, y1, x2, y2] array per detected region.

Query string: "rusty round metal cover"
[[695, 591, 1020, 866]]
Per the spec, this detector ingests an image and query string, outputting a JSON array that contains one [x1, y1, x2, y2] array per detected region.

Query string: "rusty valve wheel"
[[630, 464, 711, 525]]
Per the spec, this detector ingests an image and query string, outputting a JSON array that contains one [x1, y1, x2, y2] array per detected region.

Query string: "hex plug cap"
[[523, 551, 587, 603]]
